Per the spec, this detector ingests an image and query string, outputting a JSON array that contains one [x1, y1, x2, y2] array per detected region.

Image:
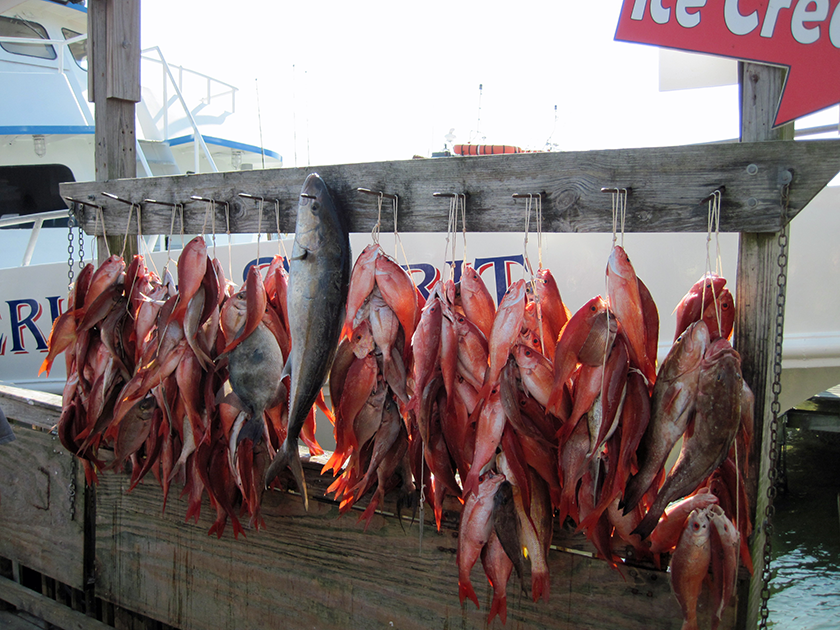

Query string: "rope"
[[704, 191, 724, 338]]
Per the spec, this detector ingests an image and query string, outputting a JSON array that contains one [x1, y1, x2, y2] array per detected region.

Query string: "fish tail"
[[458, 580, 479, 609], [265, 439, 310, 511], [532, 571, 550, 603], [237, 412, 265, 446], [487, 594, 507, 625], [621, 473, 646, 516], [631, 510, 659, 541]]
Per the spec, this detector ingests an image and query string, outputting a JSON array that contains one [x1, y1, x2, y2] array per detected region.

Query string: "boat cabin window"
[[0, 164, 74, 227], [61, 28, 87, 71], [0, 16, 57, 60]]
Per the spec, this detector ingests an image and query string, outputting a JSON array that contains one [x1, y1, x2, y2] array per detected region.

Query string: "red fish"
[[548, 296, 612, 417], [457, 470, 505, 608], [532, 267, 570, 348], [479, 279, 526, 403], [623, 320, 710, 514], [375, 252, 418, 356], [634, 337, 743, 540], [342, 243, 380, 338], [481, 531, 514, 624], [462, 387, 505, 498], [606, 245, 655, 383], [460, 263, 496, 340], [670, 508, 712, 630], [700, 287, 735, 341], [674, 274, 728, 341], [708, 505, 739, 628], [648, 491, 719, 556]]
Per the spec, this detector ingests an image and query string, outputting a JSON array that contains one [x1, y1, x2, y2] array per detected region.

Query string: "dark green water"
[[768, 429, 840, 629]]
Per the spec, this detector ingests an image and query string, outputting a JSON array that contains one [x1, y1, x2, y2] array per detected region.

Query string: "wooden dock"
[[786, 385, 840, 433], [0, 384, 732, 630]]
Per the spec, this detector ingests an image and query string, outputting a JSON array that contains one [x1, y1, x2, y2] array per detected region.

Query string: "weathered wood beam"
[[89, 0, 139, 262], [0, 576, 113, 630], [60, 140, 840, 237], [93, 458, 702, 630], [735, 61, 794, 630], [0, 420, 84, 590]]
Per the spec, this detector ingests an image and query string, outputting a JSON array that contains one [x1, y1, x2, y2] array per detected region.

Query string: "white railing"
[[0, 210, 71, 266], [141, 46, 238, 173], [0, 33, 86, 74]]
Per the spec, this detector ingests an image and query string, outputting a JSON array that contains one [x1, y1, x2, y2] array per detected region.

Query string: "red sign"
[[615, 0, 840, 126]]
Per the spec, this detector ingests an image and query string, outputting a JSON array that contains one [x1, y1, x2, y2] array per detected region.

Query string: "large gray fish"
[[623, 320, 710, 514], [633, 337, 743, 540], [265, 173, 351, 509]]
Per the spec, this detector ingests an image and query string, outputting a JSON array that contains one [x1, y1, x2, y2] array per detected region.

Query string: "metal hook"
[[238, 193, 281, 205], [432, 192, 469, 199], [700, 186, 726, 205], [300, 193, 317, 199], [143, 199, 186, 210], [190, 195, 229, 208], [600, 187, 631, 195], [62, 196, 103, 210], [101, 191, 138, 206], [512, 192, 545, 200], [357, 187, 398, 201]]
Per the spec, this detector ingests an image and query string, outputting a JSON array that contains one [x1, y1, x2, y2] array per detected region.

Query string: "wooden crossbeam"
[[60, 140, 840, 237]]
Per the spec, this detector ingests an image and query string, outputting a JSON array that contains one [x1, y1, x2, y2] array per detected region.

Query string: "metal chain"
[[67, 204, 76, 288], [68, 456, 77, 520], [78, 211, 85, 269], [757, 182, 790, 629]]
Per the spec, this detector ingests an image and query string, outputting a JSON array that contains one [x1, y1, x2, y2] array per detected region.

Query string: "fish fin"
[[236, 412, 264, 446], [265, 439, 310, 511], [631, 510, 659, 541], [487, 594, 507, 625], [458, 580, 480, 609], [532, 571, 550, 603], [622, 473, 646, 516], [280, 356, 292, 382]]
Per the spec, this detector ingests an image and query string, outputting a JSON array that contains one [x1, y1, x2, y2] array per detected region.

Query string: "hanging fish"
[[265, 174, 351, 510]]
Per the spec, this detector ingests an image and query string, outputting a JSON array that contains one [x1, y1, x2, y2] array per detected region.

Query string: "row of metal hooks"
[[63, 184, 728, 235]]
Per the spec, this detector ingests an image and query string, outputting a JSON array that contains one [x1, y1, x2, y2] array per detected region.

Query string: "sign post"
[[616, 0, 840, 126]]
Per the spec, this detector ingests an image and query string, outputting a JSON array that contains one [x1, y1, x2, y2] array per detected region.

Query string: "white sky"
[[138, 0, 836, 167]]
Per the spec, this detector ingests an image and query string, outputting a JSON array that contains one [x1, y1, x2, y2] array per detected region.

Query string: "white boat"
[[0, 0, 282, 390], [1, 2, 839, 415]]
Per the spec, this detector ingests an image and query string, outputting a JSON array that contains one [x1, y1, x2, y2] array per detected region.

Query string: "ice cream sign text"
[[616, 0, 840, 125]]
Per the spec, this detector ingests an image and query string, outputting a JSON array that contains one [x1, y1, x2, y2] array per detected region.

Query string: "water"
[[768, 429, 840, 629]]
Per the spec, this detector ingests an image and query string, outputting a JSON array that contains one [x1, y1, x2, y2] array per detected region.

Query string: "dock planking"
[[0, 386, 725, 630]]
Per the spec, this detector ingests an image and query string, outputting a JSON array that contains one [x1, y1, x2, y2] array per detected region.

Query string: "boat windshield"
[[0, 16, 56, 60], [61, 27, 87, 70]]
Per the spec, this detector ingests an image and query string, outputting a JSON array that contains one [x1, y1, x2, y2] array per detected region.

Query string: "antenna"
[[476, 83, 483, 139], [292, 64, 298, 167], [255, 78, 265, 169], [545, 104, 559, 151], [470, 84, 484, 143]]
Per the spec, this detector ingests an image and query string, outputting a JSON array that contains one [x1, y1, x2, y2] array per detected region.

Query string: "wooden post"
[[736, 61, 794, 630], [89, 0, 141, 263], [86, 0, 141, 618]]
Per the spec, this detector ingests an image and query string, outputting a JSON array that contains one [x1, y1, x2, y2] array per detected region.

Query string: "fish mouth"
[[300, 173, 326, 201]]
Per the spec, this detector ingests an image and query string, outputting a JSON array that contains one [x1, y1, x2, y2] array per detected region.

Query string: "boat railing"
[[141, 46, 238, 173], [0, 210, 71, 267]]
